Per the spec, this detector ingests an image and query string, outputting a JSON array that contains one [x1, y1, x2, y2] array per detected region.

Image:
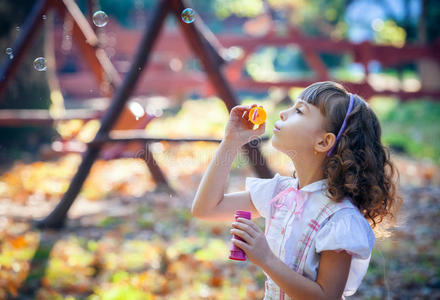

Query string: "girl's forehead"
[[294, 98, 311, 108], [294, 97, 311, 104], [295, 98, 322, 111]]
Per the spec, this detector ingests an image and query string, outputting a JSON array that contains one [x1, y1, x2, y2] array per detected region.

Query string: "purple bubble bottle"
[[229, 210, 251, 261]]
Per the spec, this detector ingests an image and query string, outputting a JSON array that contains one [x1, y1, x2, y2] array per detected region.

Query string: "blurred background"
[[0, 0, 439, 299]]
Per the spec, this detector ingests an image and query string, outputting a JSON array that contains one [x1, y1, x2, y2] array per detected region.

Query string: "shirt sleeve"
[[245, 173, 281, 219], [315, 209, 376, 259]]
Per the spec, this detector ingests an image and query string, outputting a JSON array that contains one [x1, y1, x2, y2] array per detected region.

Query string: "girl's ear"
[[315, 132, 336, 154]]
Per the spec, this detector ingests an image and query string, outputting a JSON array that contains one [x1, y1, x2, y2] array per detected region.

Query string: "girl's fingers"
[[256, 122, 266, 133], [232, 221, 256, 238], [232, 104, 264, 128], [233, 104, 258, 113], [232, 106, 250, 117], [241, 218, 262, 234], [232, 104, 257, 117], [231, 228, 253, 243], [231, 238, 249, 251], [238, 219, 260, 237], [232, 105, 250, 112]]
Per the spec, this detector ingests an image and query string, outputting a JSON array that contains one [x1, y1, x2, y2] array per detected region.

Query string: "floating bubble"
[[181, 8, 195, 24], [33, 57, 47, 71], [169, 57, 183, 72], [92, 11, 108, 27], [5, 48, 13, 59], [128, 101, 145, 120], [221, 46, 244, 61]]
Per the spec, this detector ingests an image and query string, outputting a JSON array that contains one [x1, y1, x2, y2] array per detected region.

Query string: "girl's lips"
[[273, 124, 281, 133]]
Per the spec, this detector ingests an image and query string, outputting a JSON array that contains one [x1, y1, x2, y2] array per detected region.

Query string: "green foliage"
[[214, 0, 264, 19], [245, 46, 312, 81], [99, 216, 124, 227], [373, 19, 407, 47], [425, 1, 440, 43], [369, 97, 440, 162]]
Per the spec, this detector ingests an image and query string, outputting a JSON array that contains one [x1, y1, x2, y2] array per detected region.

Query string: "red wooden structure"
[[0, 0, 273, 228], [52, 22, 440, 101]]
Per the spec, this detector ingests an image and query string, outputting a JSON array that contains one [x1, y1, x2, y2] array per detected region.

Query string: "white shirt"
[[245, 173, 376, 298]]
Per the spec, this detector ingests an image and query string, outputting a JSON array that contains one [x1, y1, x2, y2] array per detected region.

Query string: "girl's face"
[[271, 99, 327, 158]]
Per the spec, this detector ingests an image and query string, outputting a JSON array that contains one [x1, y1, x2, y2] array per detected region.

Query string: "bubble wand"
[[242, 106, 267, 127]]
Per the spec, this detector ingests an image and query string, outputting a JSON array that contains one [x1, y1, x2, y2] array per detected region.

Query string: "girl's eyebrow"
[[296, 99, 310, 112]]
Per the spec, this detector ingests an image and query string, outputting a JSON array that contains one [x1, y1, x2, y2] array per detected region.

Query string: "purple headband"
[[327, 93, 354, 157]]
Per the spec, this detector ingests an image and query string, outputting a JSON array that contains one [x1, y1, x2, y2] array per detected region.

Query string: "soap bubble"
[[5, 48, 13, 59], [92, 11, 108, 27], [128, 101, 145, 120], [221, 46, 244, 61], [33, 57, 47, 71], [181, 8, 195, 24]]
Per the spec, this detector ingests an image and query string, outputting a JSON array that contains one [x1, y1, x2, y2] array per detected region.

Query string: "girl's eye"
[[295, 108, 302, 114]]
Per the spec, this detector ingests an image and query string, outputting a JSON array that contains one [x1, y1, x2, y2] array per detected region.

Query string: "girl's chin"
[[270, 137, 281, 151], [271, 139, 297, 157]]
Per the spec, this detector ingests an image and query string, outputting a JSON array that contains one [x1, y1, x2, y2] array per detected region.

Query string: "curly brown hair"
[[296, 81, 402, 235]]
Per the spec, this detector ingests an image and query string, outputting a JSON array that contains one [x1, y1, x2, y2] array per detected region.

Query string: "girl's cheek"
[[291, 126, 314, 146], [285, 124, 301, 139]]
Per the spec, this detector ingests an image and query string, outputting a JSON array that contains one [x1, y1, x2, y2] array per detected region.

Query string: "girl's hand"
[[224, 104, 266, 147], [230, 217, 274, 268]]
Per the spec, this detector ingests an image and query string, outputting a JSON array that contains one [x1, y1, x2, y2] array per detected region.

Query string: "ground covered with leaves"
[[0, 147, 439, 299]]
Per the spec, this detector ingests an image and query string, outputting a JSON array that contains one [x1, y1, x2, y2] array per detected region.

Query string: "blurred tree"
[[0, 0, 54, 167], [96, 0, 439, 45]]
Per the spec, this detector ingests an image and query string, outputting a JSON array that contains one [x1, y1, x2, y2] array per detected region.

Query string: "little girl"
[[191, 81, 401, 299]]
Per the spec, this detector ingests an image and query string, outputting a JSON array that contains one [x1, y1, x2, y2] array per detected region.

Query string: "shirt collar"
[[292, 178, 328, 193]]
